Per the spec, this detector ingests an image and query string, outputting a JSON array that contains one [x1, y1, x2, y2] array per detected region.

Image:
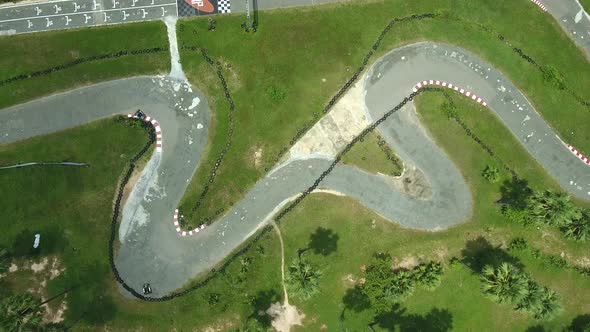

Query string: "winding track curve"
[[1, 10, 590, 299]]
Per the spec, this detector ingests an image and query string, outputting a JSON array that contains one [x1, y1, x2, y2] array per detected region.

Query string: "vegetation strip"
[[0, 161, 88, 170], [0, 47, 168, 87]]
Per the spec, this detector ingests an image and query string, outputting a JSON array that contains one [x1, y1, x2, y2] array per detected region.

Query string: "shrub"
[[542, 65, 565, 89], [413, 262, 444, 291], [507, 237, 528, 251], [267, 86, 286, 102], [561, 210, 590, 242], [482, 165, 500, 183]]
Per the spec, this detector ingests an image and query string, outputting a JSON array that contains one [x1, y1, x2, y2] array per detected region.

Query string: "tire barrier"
[[175, 48, 238, 229], [451, 15, 590, 108], [0, 162, 88, 170], [273, 13, 436, 167], [128, 113, 163, 153], [109, 12, 589, 301], [437, 89, 520, 179], [0, 47, 168, 88]]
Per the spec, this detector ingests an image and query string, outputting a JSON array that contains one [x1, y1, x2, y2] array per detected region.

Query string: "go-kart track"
[[0, 0, 589, 299]]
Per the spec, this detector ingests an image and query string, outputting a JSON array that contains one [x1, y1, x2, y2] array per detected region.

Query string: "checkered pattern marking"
[[173, 209, 207, 237], [218, 0, 230, 13], [412, 80, 488, 106]]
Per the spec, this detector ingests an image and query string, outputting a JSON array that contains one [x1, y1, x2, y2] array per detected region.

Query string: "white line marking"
[[0, 3, 176, 23]]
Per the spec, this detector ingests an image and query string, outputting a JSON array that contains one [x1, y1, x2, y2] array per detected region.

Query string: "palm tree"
[[285, 259, 322, 301], [532, 287, 561, 320], [0, 294, 43, 332], [481, 263, 528, 304], [384, 270, 415, 303], [527, 190, 582, 226], [413, 262, 444, 291], [562, 210, 590, 242], [515, 277, 542, 312]]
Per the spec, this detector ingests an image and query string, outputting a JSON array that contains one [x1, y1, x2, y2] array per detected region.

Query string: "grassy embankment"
[[341, 131, 403, 176], [0, 21, 170, 109]]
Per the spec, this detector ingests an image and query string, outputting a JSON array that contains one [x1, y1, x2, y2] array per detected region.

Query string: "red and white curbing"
[[413, 80, 590, 167], [173, 209, 206, 236], [127, 113, 163, 153], [529, 0, 548, 11], [412, 80, 488, 106], [567, 145, 590, 166]]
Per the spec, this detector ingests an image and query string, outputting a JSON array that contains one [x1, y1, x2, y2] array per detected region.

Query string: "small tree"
[[562, 211, 590, 242], [413, 262, 443, 291], [361, 253, 418, 313], [0, 294, 43, 332], [482, 165, 500, 183], [532, 287, 561, 320], [526, 190, 582, 227], [481, 263, 527, 304], [285, 259, 321, 301]]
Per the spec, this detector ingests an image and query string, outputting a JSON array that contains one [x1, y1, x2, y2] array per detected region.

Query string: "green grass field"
[[341, 131, 403, 176], [1, 0, 590, 330], [0, 21, 170, 108], [2, 85, 589, 331], [176, 0, 590, 228]]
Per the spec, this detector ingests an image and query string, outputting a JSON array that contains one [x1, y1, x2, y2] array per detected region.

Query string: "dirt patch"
[[42, 295, 67, 324], [393, 256, 418, 270], [31, 257, 49, 273], [120, 164, 144, 208], [9, 263, 18, 272], [267, 302, 305, 332], [341, 273, 357, 287], [288, 81, 370, 160], [577, 257, 590, 268], [49, 257, 64, 280]]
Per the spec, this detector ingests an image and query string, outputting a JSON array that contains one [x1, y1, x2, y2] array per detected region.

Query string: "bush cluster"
[[481, 262, 561, 320], [507, 237, 590, 278], [503, 190, 590, 242], [361, 253, 444, 314]]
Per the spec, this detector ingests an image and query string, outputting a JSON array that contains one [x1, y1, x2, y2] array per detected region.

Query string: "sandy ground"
[[288, 81, 370, 160]]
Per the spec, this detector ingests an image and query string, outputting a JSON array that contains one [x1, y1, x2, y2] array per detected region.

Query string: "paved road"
[[0, 0, 344, 35], [545, 0, 590, 57], [0, 0, 177, 35], [2, 41, 588, 296]]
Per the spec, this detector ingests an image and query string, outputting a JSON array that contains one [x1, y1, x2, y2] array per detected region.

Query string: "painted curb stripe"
[[530, 0, 548, 11], [412, 80, 487, 106], [567, 145, 590, 166], [128, 113, 163, 153], [171, 209, 207, 237]]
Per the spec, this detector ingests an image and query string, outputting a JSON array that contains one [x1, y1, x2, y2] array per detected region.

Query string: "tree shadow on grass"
[[525, 325, 546, 332], [308, 227, 339, 256], [248, 289, 280, 328], [372, 304, 453, 332], [342, 285, 371, 312], [461, 236, 523, 273], [566, 314, 590, 332], [499, 177, 533, 209]]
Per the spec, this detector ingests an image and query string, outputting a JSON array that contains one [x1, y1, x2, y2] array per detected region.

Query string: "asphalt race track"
[[0, 0, 589, 299]]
